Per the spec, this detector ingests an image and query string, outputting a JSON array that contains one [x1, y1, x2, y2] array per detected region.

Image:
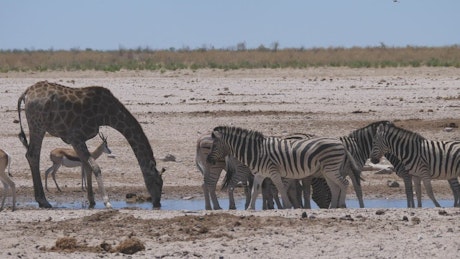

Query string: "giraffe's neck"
[[105, 104, 157, 173]]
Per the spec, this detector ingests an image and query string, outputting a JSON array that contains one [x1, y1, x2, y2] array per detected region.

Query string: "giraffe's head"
[[147, 162, 164, 208]]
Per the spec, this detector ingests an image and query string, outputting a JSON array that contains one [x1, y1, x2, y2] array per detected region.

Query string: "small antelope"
[[0, 149, 16, 211], [45, 133, 115, 192]]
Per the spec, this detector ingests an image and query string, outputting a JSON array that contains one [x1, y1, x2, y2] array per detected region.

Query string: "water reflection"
[[23, 198, 454, 210]]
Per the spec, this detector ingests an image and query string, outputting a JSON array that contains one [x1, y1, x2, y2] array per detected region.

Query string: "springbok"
[[0, 149, 16, 211], [44, 133, 115, 192]]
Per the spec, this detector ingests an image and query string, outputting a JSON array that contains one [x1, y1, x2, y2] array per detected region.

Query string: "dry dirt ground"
[[0, 67, 460, 258]]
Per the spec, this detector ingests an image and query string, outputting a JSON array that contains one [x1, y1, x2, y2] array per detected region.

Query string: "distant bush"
[[0, 45, 459, 72]]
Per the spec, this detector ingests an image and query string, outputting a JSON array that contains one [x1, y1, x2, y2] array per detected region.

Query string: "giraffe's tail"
[[17, 91, 29, 149]]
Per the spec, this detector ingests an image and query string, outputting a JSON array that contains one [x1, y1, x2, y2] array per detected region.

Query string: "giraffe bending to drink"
[[17, 81, 163, 209]]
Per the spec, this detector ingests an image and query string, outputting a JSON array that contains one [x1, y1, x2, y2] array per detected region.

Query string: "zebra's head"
[[370, 123, 390, 164], [206, 129, 230, 165]]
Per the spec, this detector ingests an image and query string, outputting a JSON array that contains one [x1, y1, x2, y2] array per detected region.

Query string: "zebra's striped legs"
[[284, 179, 302, 209], [413, 176, 423, 207], [323, 172, 348, 208], [269, 172, 293, 209], [248, 174, 293, 210], [261, 178, 279, 209], [422, 178, 441, 207], [448, 178, 460, 207], [207, 183, 222, 210], [227, 186, 237, 210], [413, 175, 441, 207], [202, 182, 213, 210], [300, 177, 312, 209], [325, 178, 345, 208], [401, 174, 415, 208], [244, 177, 253, 209], [201, 165, 223, 210], [248, 174, 265, 210]]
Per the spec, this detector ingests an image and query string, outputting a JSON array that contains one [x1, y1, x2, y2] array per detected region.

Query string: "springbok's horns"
[[99, 132, 107, 142]]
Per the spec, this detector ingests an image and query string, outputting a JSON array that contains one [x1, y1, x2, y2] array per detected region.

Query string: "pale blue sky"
[[1, 0, 459, 50]]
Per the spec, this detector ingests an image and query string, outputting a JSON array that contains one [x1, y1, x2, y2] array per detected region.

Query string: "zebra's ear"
[[212, 130, 222, 139]]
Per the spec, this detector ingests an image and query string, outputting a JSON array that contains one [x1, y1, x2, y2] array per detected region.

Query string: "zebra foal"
[[370, 123, 460, 207], [206, 126, 359, 209]]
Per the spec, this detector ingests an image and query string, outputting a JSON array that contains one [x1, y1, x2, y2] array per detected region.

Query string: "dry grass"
[[1, 46, 459, 72]]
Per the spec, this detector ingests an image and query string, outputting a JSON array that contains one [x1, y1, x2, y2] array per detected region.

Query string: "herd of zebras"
[[196, 121, 460, 210]]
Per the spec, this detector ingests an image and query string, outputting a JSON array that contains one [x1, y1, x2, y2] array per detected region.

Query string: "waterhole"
[[22, 198, 454, 210]]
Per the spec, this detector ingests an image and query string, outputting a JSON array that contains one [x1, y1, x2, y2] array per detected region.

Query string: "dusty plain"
[[0, 67, 460, 258]]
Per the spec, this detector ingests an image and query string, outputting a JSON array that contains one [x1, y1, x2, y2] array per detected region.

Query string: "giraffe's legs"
[[72, 141, 112, 209], [26, 130, 52, 208]]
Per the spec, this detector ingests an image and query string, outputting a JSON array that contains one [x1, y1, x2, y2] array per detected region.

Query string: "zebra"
[[221, 131, 372, 209], [206, 126, 360, 209], [336, 121, 397, 208], [345, 120, 460, 208], [276, 133, 334, 209], [197, 134, 259, 210], [196, 134, 290, 210], [339, 120, 427, 208], [370, 123, 460, 207], [218, 133, 343, 209]]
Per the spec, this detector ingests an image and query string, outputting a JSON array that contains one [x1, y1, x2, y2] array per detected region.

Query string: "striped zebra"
[[340, 120, 429, 208], [196, 134, 288, 210], [277, 133, 334, 209], [337, 121, 397, 208], [221, 131, 369, 209], [206, 126, 360, 209], [370, 123, 460, 207], [197, 134, 256, 210]]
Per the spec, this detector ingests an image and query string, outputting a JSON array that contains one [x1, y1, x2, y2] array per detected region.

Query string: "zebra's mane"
[[386, 124, 426, 141], [348, 120, 393, 138], [213, 126, 265, 141]]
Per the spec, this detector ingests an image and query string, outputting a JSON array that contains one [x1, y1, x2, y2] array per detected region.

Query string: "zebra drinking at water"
[[370, 123, 460, 207], [206, 126, 360, 209]]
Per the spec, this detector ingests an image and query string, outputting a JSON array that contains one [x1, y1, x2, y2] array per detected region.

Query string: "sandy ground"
[[0, 67, 460, 258]]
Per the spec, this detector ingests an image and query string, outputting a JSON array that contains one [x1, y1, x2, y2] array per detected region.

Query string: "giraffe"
[[17, 81, 164, 209]]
